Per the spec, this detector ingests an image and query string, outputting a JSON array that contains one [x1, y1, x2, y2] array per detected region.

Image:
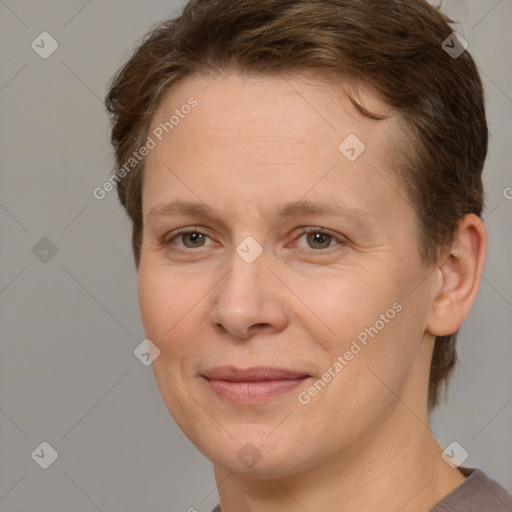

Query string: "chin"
[[197, 427, 312, 477]]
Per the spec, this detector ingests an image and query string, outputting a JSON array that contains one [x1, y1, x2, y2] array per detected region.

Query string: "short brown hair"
[[105, 0, 488, 410]]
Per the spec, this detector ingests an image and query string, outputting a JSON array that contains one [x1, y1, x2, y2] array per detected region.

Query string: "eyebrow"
[[146, 199, 373, 231]]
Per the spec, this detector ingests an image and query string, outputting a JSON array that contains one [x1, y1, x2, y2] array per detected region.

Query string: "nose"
[[209, 246, 289, 340]]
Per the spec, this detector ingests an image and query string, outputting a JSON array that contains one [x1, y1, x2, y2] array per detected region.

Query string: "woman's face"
[[138, 72, 439, 477]]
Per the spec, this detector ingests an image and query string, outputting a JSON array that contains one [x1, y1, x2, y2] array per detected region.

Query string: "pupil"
[[309, 232, 329, 248], [188, 232, 203, 246]]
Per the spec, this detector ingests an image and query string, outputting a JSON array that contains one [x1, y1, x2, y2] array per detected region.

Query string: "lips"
[[203, 366, 310, 382], [202, 366, 311, 403]]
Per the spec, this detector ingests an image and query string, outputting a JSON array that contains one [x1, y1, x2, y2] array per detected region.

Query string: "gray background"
[[0, 1, 510, 511]]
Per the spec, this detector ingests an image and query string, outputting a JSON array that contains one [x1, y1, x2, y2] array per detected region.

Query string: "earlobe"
[[426, 214, 487, 337]]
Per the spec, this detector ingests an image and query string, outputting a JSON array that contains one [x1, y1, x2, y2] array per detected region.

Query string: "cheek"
[[295, 270, 403, 351], [137, 262, 218, 369], [319, 282, 429, 411], [137, 264, 190, 352], [303, 271, 419, 389], [138, 267, 165, 341]]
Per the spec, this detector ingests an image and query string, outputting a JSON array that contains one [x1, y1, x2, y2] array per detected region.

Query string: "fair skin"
[[138, 71, 486, 512]]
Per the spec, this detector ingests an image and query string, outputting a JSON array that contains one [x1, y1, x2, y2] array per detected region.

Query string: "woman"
[[104, 1, 512, 510]]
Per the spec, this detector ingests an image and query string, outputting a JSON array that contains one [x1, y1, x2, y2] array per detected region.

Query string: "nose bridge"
[[210, 239, 288, 337], [219, 241, 270, 312]]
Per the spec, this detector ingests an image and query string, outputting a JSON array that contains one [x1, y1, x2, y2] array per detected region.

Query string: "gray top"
[[210, 468, 512, 511], [430, 467, 512, 511]]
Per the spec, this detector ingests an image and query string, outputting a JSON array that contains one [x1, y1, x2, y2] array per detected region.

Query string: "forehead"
[[149, 70, 392, 145], [143, 71, 407, 224]]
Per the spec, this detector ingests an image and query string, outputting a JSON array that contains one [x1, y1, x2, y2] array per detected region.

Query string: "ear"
[[426, 214, 487, 337]]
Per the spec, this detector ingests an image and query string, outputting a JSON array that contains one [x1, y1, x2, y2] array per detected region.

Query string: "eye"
[[164, 228, 214, 249], [292, 227, 346, 251], [162, 227, 346, 252]]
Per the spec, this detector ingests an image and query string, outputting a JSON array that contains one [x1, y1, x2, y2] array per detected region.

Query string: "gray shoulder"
[[431, 468, 512, 511]]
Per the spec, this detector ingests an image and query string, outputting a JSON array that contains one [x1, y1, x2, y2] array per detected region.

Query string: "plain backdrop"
[[0, 1, 511, 511]]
